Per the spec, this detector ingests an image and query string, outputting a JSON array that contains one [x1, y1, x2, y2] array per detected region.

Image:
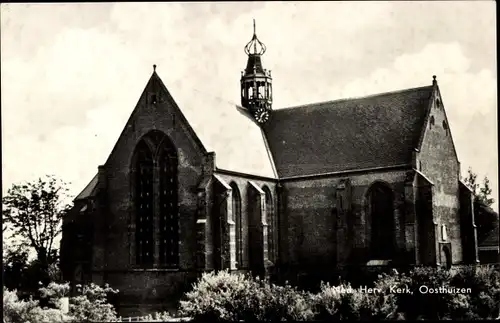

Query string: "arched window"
[[441, 224, 448, 241], [158, 137, 179, 268], [131, 131, 178, 268], [133, 140, 154, 266], [263, 186, 274, 263], [367, 182, 395, 259], [230, 183, 242, 268], [430, 115, 435, 128]]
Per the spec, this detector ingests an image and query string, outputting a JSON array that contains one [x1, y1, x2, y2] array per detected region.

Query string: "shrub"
[[312, 281, 399, 321], [39, 282, 70, 310], [5, 281, 122, 323], [451, 265, 500, 319], [243, 278, 315, 321], [70, 283, 120, 322], [179, 267, 499, 321], [3, 288, 68, 323], [179, 270, 315, 321], [179, 270, 254, 321], [374, 266, 470, 320]]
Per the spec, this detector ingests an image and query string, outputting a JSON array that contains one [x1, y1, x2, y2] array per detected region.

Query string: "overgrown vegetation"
[[3, 282, 118, 323], [463, 167, 495, 207], [180, 266, 500, 321], [3, 282, 180, 323]]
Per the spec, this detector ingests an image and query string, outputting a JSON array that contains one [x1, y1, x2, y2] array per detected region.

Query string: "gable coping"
[[213, 174, 232, 191], [416, 82, 460, 162], [104, 71, 209, 167]]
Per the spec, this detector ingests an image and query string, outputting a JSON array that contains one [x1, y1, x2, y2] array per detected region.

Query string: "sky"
[[1, 2, 498, 211]]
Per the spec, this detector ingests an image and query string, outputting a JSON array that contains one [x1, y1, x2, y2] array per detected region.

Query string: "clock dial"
[[254, 108, 269, 123]]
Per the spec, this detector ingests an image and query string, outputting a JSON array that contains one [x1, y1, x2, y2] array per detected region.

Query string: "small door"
[[441, 245, 452, 269]]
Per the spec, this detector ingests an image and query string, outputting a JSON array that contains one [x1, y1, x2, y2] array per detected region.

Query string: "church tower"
[[241, 20, 273, 124]]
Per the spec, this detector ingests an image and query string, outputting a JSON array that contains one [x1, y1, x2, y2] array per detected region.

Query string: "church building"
[[61, 22, 480, 316]]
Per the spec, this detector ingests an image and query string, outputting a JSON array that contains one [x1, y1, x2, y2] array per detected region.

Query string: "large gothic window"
[[158, 137, 179, 268], [132, 131, 179, 268], [133, 140, 154, 266], [230, 183, 243, 268], [367, 182, 395, 259], [263, 186, 275, 263]]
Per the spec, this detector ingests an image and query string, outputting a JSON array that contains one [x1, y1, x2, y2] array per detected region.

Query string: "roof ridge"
[[281, 84, 433, 111]]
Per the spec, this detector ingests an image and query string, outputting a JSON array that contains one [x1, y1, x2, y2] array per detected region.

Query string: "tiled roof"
[[263, 86, 434, 178], [74, 173, 98, 200], [475, 202, 500, 248], [75, 74, 436, 199]]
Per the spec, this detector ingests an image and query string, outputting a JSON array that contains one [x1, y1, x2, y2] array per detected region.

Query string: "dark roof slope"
[[475, 202, 499, 248], [74, 174, 98, 201], [264, 86, 434, 178]]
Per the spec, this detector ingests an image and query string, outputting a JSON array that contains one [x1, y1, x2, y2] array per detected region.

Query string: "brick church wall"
[[417, 89, 463, 264], [93, 86, 210, 315], [279, 168, 410, 283]]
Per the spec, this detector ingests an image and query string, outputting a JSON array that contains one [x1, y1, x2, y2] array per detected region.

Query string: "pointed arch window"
[[158, 138, 179, 268], [133, 140, 154, 266], [367, 182, 395, 259], [131, 131, 179, 268], [263, 186, 275, 263], [230, 183, 243, 268]]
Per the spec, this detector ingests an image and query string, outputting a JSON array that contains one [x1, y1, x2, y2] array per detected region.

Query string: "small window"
[[430, 115, 435, 128], [436, 98, 441, 108], [150, 94, 157, 104], [441, 224, 448, 241], [419, 161, 422, 171], [443, 121, 448, 135]]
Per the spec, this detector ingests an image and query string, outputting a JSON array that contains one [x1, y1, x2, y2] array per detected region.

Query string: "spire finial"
[[244, 19, 266, 56], [432, 75, 437, 85], [153, 64, 157, 72]]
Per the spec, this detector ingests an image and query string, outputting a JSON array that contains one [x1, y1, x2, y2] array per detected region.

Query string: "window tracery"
[[132, 131, 178, 268]]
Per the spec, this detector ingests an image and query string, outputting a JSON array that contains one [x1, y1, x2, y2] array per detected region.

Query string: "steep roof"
[[74, 173, 98, 201], [75, 75, 438, 198], [263, 85, 434, 178], [475, 202, 499, 248], [75, 72, 277, 200]]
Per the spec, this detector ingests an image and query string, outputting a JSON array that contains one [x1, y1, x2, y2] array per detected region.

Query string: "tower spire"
[[253, 19, 257, 54], [240, 20, 273, 125]]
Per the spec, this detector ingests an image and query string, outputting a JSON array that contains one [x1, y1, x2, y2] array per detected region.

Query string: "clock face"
[[254, 108, 270, 124]]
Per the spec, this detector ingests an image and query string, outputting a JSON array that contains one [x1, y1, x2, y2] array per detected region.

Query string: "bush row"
[[179, 265, 500, 321], [3, 282, 177, 323], [3, 282, 121, 323]]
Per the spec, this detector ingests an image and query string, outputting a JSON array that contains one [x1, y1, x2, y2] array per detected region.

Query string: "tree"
[[463, 167, 495, 207], [2, 175, 72, 281], [3, 244, 30, 291]]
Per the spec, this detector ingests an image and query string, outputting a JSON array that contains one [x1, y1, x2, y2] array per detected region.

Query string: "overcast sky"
[[1, 2, 497, 210]]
